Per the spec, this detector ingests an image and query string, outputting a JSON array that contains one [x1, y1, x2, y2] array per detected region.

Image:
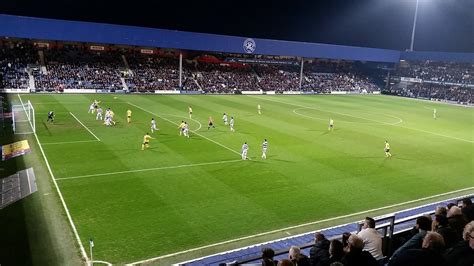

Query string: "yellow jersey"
[[143, 134, 152, 143], [127, 110, 132, 117], [178, 122, 185, 129], [385, 143, 390, 150]]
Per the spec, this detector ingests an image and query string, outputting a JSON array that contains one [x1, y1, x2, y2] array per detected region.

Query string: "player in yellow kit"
[[178, 121, 185, 136], [127, 109, 132, 123], [384, 140, 392, 158], [142, 133, 155, 150]]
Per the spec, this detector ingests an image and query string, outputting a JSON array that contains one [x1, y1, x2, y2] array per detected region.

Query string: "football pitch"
[[13, 93, 474, 264]]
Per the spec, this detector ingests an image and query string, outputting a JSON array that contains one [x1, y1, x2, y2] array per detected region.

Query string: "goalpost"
[[12, 100, 36, 134]]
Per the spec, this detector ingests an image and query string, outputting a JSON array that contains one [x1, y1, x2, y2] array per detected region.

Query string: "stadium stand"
[[34, 47, 124, 92], [0, 42, 36, 90], [395, 61, 473, 85], [1, 40, 472, 105], [179, 195, 474, 265]]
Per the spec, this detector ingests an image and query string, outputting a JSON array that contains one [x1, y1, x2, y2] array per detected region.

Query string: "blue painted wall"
[[1, 14, 473, 63]]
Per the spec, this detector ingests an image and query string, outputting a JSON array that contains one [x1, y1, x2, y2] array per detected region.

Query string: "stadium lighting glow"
[[409, 0, 420, 51]]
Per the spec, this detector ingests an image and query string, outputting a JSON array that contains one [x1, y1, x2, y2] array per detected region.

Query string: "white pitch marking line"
[[257, 96, 474, 144], [69, 112, 101, 141], [17, 94, 90, 263], [56, 159, 243, 181], [127, 102, 245, 158], [41, 140, 100, 145], [260, 96, 403, 126], [164, 113, 202, 132], [128, 187, 474, 265], [177, 192, 474, 266]]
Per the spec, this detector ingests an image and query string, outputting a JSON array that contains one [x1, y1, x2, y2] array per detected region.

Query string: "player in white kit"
[[222, 113, 228, 125], [261, 139, 268, 159], [241, 142, 249, 160], [151, 118, 159, 132], [229, 116, 235, 132]]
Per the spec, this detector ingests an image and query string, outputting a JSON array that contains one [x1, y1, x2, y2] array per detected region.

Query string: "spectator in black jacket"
[[262, 247, 278, 266], [289, 246, 310, 266], [444, 221, 474, 266], [461, 198, 474, 222], [389, 231, 447, 266], [328, 239, 344, 265], [433, 214, 459, 249], [341, 234, 378, 266], [309, 232, 330, 266]]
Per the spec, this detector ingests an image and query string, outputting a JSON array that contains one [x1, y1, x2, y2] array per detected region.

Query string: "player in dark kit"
[[47, 111, 55, 123]]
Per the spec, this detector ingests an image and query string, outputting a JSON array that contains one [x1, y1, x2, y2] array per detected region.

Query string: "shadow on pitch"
[[42, 121, 52, 136]]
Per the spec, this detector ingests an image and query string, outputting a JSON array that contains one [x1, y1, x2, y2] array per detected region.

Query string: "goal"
[[12, 100, 36, 134]]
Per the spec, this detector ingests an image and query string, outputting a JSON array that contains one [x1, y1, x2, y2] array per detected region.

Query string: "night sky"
[[1, 0, 473, 52]]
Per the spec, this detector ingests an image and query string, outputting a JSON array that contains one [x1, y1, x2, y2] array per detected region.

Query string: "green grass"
[[11, 94, 474, 264]]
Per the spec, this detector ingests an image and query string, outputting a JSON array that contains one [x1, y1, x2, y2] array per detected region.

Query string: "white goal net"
[[12, 100, 36, 134]]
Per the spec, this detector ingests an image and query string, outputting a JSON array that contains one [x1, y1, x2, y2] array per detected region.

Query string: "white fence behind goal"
[[12, 100, 36, 134]]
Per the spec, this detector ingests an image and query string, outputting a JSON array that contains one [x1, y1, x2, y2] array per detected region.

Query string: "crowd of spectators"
[[192, 63, 258, 92], [34, 48, 124, 91], [302, 73, 380, 93], [395, 61, 473, 85], [125, 53, 181, 92], [254, 65, 300, 91], [251, 198, 474, 266], [0, 43, 37, 89], [384, 83, 472, 104]]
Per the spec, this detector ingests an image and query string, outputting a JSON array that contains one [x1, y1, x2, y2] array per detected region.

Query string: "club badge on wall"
[[243, 38, 256, 54]]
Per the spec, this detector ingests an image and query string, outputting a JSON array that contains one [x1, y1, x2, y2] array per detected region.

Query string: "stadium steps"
[[180, 194, 473, 265]]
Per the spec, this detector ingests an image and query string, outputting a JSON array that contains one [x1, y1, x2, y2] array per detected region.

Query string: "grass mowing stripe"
[[256, 96, 473, 143], [17, 94, 90, 264], [56, 159, 243, 181], [130, 187, 474, 265], [69, 112, 101, 141], [127, 101, 246, 158]]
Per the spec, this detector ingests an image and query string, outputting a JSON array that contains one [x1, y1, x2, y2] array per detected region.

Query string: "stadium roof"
[[1, 0, 473, 53], [1, 14, 473, 63]]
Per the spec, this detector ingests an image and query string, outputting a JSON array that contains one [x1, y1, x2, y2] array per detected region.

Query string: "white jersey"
[[262, 141, 268, 151], [242, 143, 248, 152], [230, 118, 234, 127], [223, 114, 228, 123]]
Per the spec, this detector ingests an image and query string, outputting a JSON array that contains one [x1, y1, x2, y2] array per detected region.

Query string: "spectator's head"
[[288, 246, 300, 261], [329, 239, 344, 259], [462, 198, 472, 208], [434, 206, 447, 217], [314, 232, 326, 243], [262, 247, 275, 261], [463, 221, 474, 249], [277, 259, 294, 266], [448, 206, 462, 218], [363, 217, 376, 229], [422, 232, 445, 252], [347, 234, 364, 252], [447, 203, 456, 210], [416, 215, 432, 231], [342, 232, 351, 248], [435, 214, 449, 226]]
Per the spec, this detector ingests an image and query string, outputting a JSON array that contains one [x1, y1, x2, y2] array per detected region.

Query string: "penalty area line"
[[69, 112, 101, 141], [55, 159, 243, 181]]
